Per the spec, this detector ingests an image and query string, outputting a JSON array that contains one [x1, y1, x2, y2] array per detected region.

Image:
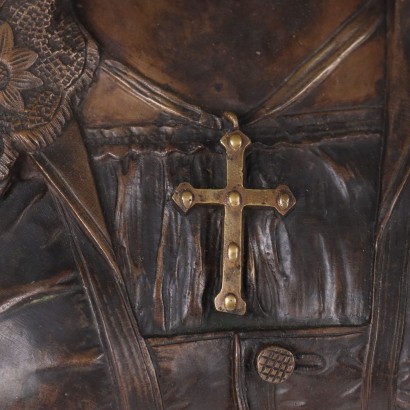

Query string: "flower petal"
[[10, 71, 43, 89], [4, 49, 38, 71], [0, 23, 14, 58], [0, 86, 24, 112], [0, 92, 4, 108]]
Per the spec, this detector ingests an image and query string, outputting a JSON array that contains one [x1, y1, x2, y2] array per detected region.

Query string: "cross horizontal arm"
[[172, 182, 226, 213], [241, 185, 296, 216]]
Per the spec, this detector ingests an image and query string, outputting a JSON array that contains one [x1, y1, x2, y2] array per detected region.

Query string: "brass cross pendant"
[[172, 113, 296, 315]]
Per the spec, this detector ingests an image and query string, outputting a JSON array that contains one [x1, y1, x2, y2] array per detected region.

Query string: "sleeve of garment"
[[0, 0, 99, 184]]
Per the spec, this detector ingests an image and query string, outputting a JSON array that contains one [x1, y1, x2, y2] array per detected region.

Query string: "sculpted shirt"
[[84, 107, 381, 336]]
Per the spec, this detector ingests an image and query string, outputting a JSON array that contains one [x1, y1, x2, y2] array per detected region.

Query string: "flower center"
[[0, 62, 11, 90]]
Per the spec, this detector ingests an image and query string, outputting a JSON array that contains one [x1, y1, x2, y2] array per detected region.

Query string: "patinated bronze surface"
[[0, 0, 409, 409]]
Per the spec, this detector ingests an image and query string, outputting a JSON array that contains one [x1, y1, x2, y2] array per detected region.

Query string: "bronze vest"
[[0, 0, 408, 409]]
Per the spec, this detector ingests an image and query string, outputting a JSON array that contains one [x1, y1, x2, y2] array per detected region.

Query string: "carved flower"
[[0, 22, 42, 112]]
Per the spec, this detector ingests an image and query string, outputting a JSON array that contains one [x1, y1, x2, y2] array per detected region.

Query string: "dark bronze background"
[[0, 0, 409, 409]]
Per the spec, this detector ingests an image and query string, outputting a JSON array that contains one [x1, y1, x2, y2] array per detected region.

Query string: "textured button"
[[256, 346, 295, 384]]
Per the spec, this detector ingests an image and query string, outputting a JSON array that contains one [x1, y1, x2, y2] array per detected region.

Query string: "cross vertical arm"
[[220, 130, 250, 188], [214, 204, 246, 314]]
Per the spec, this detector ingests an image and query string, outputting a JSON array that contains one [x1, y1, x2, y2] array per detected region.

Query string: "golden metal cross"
[[172, 117, 296, 315]]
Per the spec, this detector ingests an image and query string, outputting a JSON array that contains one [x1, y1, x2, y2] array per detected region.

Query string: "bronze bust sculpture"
[[0, 0, 408, 408]]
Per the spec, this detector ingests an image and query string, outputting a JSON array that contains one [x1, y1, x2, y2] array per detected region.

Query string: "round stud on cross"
[[228, 243, 239, 261], [277, 192, 290, 211], [228, 191, 241, 207], [181, 190, 194, 210], [224, 293, 237, 311], [228, 132, 243, 150]]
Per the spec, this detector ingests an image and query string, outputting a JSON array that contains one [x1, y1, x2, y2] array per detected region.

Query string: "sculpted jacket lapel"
[[363, 1, 410, 408], [30, 121, 163, 410]]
